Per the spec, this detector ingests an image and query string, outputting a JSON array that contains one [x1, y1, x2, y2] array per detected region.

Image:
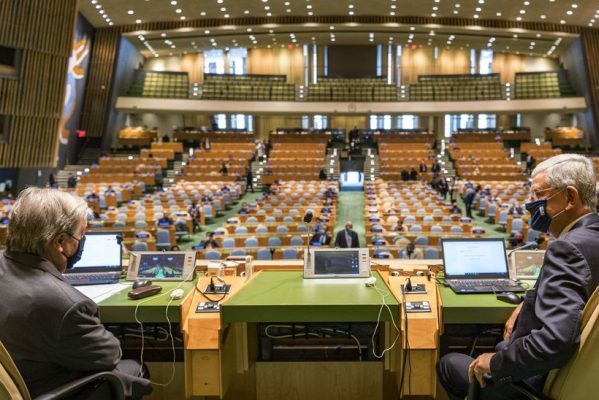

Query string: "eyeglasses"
[[527, 186, 557, 202], [65, 231, 84, 242]]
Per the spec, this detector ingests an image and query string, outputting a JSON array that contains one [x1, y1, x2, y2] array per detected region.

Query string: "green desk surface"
[[98, 281, 196, 324], [439, 278, 536, 324], [222, 271, 399, 323]]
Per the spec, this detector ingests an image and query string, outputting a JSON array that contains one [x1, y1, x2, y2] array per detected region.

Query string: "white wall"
[[520, 112, 575, 139], [126, 113, 184, 139]]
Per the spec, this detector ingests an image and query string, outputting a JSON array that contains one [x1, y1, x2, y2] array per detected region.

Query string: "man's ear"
[[565, 186, 579, 208], [51, 232, 66, 253]]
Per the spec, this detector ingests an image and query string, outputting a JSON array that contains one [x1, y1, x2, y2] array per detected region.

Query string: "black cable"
[[195, 284, 228, 303]]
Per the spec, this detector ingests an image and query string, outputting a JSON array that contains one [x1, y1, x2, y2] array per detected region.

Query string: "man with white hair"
[[0, 188, 152, 399], [438, 154, 599, 399]]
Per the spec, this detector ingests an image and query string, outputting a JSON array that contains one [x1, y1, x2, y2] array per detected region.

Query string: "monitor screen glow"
[[71, 233, 122, 271]]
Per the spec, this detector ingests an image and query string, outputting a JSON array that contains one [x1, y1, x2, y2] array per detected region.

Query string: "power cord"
[[370, 279, 401, 359], [133, 266, 196, 387]]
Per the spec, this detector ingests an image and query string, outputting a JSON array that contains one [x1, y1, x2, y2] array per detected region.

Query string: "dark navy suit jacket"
[[490, 213, 599, 384]]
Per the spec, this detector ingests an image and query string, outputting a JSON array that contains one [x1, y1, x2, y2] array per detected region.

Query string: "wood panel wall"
[[80, 28, 120, 139], [581, 29, 599, 148], [0, 0, 77, 167], [247, 48, 304, 84]]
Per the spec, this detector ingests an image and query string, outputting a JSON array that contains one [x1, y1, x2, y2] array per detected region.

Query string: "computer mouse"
[[170, 288, 185, 299], [132, 279, 152, 289], [496, 292, 523, 305]]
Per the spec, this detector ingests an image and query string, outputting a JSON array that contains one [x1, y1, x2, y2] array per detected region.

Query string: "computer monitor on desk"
[[304, 248, 370, 278], [63, 232, 122, 285], [441, 238, 525, 294], [127, 251, 196, 281]]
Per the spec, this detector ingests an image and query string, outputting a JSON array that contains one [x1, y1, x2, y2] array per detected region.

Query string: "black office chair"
[[0, 340, 125, 400]]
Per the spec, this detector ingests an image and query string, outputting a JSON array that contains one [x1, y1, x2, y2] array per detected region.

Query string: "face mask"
[[65, 235, 86, 270], [525, 190, 566, 233]]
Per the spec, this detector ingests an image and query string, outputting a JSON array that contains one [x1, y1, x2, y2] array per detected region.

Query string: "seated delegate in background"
[[310, 226, 331, 245], [438, 154, 599, 400], [157, 212, 174, 226], [199, 232, 220, 249], [0, 188, 151, 399]]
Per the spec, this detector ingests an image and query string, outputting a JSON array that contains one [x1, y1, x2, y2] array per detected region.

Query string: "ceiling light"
[[180, 16, 186, 20], [567, 10, 573, 15], [348, 4, 354, 8], [560, 20, 566, 24], [244, 10, 250, 14], [496, 12, 502, 16], [127, 10, 134, 15], [225, 13, 230, 17], [135, 19, 142, 23], [175, 8, 182, 13], [520, 9, 526, 14], [540, 15, 546, 19], [170, 1, 177, 4], [572, 4, 578, 8], [161, 33, 167, 37], [200, 11, 206, 16]]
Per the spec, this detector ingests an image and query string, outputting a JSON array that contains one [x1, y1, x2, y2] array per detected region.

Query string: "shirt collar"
[[559, 212, 593, 238]]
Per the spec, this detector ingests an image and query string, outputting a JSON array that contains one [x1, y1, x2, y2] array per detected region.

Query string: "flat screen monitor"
[[441, 238, 509, 280], [510, 250, 545, 280], [66, 232, 122, 274], [126, 251, 196, 281], [304, 248, 370, 278]]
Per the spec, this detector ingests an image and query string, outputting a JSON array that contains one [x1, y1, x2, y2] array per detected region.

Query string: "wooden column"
[[0, 0, 77, 167], [80, 27, 121, 138]]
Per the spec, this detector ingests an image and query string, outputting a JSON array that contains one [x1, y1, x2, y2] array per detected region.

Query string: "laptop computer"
[[441, 238, 526, 294], [63, 232, 122, 286]]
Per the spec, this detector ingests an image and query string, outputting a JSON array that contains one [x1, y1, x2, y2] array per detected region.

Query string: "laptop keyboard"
[[63, 272, 121, 286], [449, 279, 526, 293]]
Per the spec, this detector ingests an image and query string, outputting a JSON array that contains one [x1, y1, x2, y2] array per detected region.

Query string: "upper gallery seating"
[[449, 142, 526, 181], [118, 126, 160, 146], [307, 77, 397, 102], [514, 71, 577, 99], [378, 141, 435, 181], [201, 73, 295, 101], [409, 74, 502, 101], [127, 70, 189, 99]]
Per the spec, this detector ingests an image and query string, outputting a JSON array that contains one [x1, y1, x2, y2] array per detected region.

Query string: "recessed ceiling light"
[[496, 12, 502, 16], [180, 16, 186, 20], [127, 10, 134, 15], [201, 11, 206, 16], [567, 10, 573, 15], [540, 15, 546, 19], [560, 20, 566, 24], [170, 1, 177, 5], [244, 10, 250, 14], [175, 8, 182, 13], [135, 19, 142, 23]]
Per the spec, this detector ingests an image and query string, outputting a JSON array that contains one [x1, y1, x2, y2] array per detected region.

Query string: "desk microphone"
[[303, 211, 314, 259], [507, 238, 541, 258]]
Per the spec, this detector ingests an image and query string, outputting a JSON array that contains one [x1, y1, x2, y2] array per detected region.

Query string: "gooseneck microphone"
[[507, 237, 542, 258]]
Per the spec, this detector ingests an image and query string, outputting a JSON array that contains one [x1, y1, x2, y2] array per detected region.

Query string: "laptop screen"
[[441, 238, 509, 279], [67, 232, 122, 273]]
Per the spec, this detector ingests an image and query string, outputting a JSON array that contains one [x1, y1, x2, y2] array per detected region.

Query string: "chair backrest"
[[450, 225, 463, 233], [132, 241, 149, 252], [222, 238, 236, 248], [204, 250, 221, 260], [290, 236, 303, 246], [247, 216, 258, 223], [511, 218, 524, 233], [256, 248, 272, 260], [235, 226, 248, 234], [156, 229, 170, 243], [544, 285, 599, 399], [244, 237, 259, 247], [231, 249, 246, 257], [256, 225, 268, 234], [276, 225, 288, 234], [431, 225, 443, 233], [282, 248, 297, 259], [414, 236, 429, 245], [268, 237, 282, 247], [424, 247, 439, 259], [0, 341, 30, 400]]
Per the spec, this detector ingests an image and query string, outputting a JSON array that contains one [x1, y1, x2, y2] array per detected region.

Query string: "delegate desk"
[[185, 270, 402, 400]]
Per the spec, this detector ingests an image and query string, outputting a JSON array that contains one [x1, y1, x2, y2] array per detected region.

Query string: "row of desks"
[[94, 260, 520, 400]]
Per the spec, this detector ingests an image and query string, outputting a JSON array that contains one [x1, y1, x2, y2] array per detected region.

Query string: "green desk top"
[[98, 281, 195, 324], [222, 271, 399, 323], [439, 285, 517, 324]]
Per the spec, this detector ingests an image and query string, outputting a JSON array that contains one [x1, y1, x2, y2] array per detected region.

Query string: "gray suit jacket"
[[0, 251, 122, 397]]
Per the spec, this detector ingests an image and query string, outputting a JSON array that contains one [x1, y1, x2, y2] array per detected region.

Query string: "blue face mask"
[[65, 235, 86, 270], [525, 190, 566, 233]]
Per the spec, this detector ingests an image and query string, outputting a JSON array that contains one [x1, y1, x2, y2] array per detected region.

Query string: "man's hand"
[[503, 303, 523, 341], [468, 353, 495, 388]]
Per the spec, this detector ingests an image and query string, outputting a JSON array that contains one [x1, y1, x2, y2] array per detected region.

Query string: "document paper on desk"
[[75, 283, 130, 303]]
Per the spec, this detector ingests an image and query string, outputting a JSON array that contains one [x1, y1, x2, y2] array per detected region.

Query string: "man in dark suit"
[[0, 188, 151, 399], [334, 221, 360, 248], [438, 154, 599, 400], [310, 225, 331, 246], [462, 184, 476, 218]]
